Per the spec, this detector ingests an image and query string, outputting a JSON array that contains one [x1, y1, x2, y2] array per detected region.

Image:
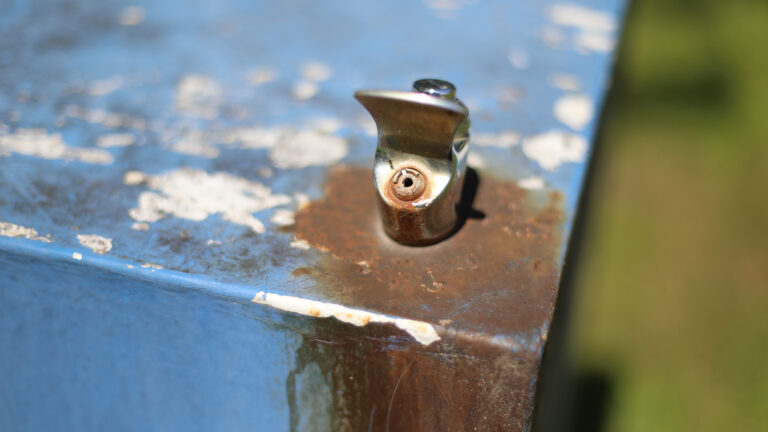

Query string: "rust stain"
[[283, 165, 565, 431], [292, 166, 562, 339]]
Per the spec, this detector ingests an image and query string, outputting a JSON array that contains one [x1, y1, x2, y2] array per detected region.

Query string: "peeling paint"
[[575, 31, 616, 53], [222, 126, 286, 149], [553, 93, 594, 130], [76, 234, 112, 254], [166, 131, 220, 158], [522, 130, 587, 170], [548, 3, 617, 54], [0, 221, 52, 243], [472, 131, 520, 148], [221, 123, 348, 168], [299, 61, 332, 82], [251, 291, 441, 345], [289, 238, 311, 250], [141, 262, 163, 269], [175, 75, 222, 119], [72, 252, 82, 260], [293, 193, 310, 209], [88, 76, 124, 96], [124, 168, 291, 233], [548, 3, 617, 32], [131, 222, 150, 231], [269, 130, 347, 169], [246, 66, 278, 87], [0, 128, 113, 164], [97, 133, 135, 148], [270, 209, 295, 226], [518, 176, 545, 190], [292, 81, 319, 100]]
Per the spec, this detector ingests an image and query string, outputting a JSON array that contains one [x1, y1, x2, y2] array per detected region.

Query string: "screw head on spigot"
[[412, 79, 457, 100]]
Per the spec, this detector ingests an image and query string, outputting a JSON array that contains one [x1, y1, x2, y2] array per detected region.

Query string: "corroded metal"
[[0, 0, 626, 430], [355, 79, 471, 245], [286, 166, 563, 430]]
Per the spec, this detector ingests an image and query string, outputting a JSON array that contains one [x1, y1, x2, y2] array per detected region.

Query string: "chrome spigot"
[[355, 79, 470, 246]]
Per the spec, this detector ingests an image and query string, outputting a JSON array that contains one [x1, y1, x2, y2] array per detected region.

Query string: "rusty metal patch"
[[280, 165, 565, 431]]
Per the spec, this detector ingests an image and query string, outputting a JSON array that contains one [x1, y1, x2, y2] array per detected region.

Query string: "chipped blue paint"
[[0, 0, 626, 429]]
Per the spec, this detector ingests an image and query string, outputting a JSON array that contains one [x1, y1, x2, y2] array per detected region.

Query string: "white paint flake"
[[88, 76, 124, 96], [522, 130, 588, 171], [575, 32, 616, 53], [222, 123, 348, 169], [548, 3, 618, 54], [118, 6, 145, 26], [123, 171, 146, 185], [472, 131, 520, 148], [0, 221, 52, 243], [293, 193, 310, 209], [246, 66, 278, 87], [292, 81, 319, 100], [548, 3, 617, 32], [125, 168, 291, 233], [166, 132, 220, 158], [290, 238, 312, 250], [518, 176, 545, 190], [97, 133, 136, 148], [0, 128, 113, 164], [252, 291, 441, 345], [269, 130, 347, 169], [131, 222, 150, 231], [270, 209, 295, 226], [72, 252, 83, 260], [300, 61, 333, 82], [548, 73, 582, 91], [76, 234, 112, 254], [141, 262, 163, 270], [553, 94, 594, 130], [222, 126, 286, 149], [175, 75, 222, 119]]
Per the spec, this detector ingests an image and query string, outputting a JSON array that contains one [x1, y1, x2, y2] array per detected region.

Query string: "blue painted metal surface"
[[0, 0, 625, 430]]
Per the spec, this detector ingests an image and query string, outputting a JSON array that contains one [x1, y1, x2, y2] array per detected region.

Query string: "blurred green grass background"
[[570, 0, 768, 430]]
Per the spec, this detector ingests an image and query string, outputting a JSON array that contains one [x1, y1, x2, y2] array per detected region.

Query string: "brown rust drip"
[[281, 166, 566, 431]]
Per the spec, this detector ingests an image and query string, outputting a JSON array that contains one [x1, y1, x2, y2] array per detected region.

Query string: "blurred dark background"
[[568, 0, 768, 430]]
